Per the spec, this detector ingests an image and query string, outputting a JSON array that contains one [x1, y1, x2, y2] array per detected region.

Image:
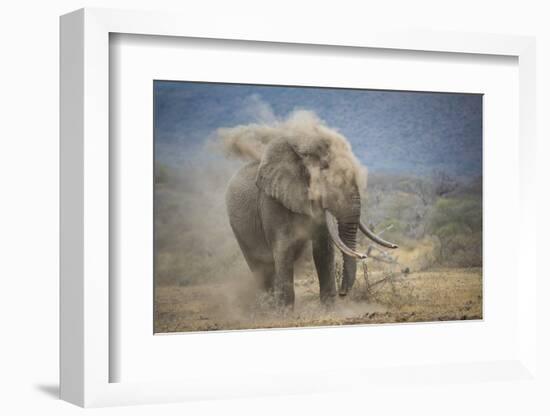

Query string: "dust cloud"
[[218, 110, 368, 203]]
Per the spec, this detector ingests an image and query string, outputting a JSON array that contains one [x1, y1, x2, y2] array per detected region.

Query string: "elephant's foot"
[[275, 303, 295, 317], [320, 292, 336, 308], [273, 288, 295, 312]]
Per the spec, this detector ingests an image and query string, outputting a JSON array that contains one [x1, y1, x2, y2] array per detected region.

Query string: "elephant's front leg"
[[312, 226, 337, 304], [272, 243, 296, 309]]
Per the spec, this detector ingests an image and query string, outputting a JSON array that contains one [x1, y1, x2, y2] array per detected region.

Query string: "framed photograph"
[[60, 8, 538, 407]]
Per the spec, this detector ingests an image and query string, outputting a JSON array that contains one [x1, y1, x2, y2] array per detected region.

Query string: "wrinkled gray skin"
[[225, 136, 362, 308]]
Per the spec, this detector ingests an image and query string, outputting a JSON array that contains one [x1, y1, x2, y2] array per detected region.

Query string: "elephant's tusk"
[[359, 219, 398, 249], [325, 210, 367, 260]]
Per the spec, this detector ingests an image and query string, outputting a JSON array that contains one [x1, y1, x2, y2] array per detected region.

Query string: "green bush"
[[364, 174, 482, 269], [427, 197, 482, 267]]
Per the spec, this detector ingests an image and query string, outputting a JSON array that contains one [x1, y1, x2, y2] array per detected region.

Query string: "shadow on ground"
[[35, 384, 59, 399]]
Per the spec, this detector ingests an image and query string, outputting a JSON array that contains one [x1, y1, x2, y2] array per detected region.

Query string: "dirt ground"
[[154, 267, 482, 333]]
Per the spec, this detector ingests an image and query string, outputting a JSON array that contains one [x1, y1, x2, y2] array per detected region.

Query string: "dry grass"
[[154, 267, 482, 333]]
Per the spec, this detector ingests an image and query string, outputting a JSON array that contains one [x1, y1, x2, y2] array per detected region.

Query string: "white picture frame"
[[60, 7, 537, 407]]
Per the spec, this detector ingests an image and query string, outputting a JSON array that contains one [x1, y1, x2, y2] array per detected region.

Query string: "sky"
[[154, 81, 482, 177]]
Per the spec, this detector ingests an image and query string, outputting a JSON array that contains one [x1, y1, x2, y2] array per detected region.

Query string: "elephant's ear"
[[256, 139, 312, 216]]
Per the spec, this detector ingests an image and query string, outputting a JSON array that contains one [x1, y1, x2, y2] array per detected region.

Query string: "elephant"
[[224, 115, 397, 308]]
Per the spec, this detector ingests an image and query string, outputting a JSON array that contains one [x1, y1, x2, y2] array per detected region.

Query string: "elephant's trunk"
[[337, 191, 361, 296], [324, 189, 363, 296], [325, 188, 398, 296], [325, 211, 366, 260], [337, 222, 359, 296]]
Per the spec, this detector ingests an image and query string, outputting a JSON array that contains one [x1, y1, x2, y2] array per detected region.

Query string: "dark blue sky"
[[154, 81, 482, 177]]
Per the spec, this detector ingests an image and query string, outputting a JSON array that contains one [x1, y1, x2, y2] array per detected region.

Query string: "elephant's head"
[[254, 115, 397, 295]]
